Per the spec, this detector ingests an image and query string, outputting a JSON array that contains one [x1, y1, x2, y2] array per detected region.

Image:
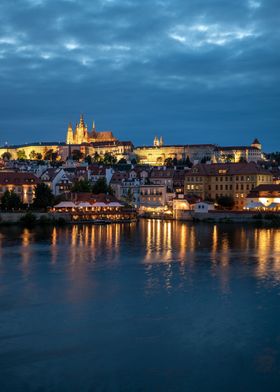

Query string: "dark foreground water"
[[1, 221, 280, 391]]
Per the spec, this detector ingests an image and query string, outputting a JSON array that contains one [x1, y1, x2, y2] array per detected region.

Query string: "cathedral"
[[66, 115, 117, 145]]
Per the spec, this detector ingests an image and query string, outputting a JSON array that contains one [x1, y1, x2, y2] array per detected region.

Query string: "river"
[[1, 220, 280, 391]]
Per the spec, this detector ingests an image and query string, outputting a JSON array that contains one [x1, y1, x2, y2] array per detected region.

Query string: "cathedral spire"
[[79, 114, 85, 128]]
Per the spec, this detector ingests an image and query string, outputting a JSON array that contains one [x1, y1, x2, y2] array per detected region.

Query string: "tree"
[[71, 179, 92, 193], [17, 149, 27, 160], [118, 158, 127, 164], [1, 152, 12, 160], [224, 154, 235, 163], [85, 155, 92, 165], [239, 156, 247, 163], [130, 156, 139, 165], [72, 149, 84, 161], [33, 183, 54, 210], [164, 157, 173, 167], [1, 190, 21, 210], [44, 149, 58, 161], [36, 152, 43, 160], [216, 196, 235, 210], [181, 155, 193, 168], [124, 188, 134, 206], [92, 152, 101, 163], [92, 177, 114, 195], [29, 150, 37, 160], [103, 152, 117, 165], [201, 156, 210, 164]]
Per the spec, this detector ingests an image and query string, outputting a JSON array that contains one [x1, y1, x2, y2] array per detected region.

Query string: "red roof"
[[187, 162, 270, 176], [71, 192, 120, 203], [0, 171, 40, 185]]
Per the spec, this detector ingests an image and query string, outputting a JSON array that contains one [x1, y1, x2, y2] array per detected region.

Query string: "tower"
[[159, 136, 164, 146], [154, 136, 159, 146], [66, 123, 74, 144], [75, 114, 87, 144], [251, 138, 262, 150]]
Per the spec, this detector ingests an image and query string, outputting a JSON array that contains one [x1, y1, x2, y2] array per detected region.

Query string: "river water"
[[1, 220, 280, 391]]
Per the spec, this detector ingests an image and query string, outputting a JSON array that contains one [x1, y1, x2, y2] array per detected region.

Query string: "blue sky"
[[0, 0, 279, 151]]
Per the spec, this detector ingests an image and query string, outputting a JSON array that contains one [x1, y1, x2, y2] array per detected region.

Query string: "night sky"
[[0, 0, 279, 151]]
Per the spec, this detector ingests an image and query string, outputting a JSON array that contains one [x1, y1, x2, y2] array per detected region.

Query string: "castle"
[[66, 115, 117, 145]]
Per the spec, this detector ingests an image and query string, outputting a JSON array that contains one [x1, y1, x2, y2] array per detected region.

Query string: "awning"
[[92, 202, 108, 207], [54, 201, 76, 208], [108, 202, 124, 207], [77, 202, 92, 208], [267, 202, 280, 209], [245, 201, 265, 209]]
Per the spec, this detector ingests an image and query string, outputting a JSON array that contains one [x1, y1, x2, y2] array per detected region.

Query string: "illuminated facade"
[[184, 162, 273, 210], [0, 143, 65, 160], [134, 144, 215, 166], [245, 184, 280, 210], [0, 172, 39, 204], [214, 139, 263, 163], [66, 115, 117, 145]]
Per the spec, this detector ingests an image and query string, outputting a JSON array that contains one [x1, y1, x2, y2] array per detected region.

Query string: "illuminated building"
[[66, 115, 117, 145], [134, 143, 215, 166], [245, 184, 280, 210], [213, 139, 263, 163], [53, 193, 137, 222], [0, 172, 39, 204], [184, 162, 273, 210]]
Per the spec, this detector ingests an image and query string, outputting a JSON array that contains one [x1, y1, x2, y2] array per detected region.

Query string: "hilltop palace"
[[0, 114, 264, 164]]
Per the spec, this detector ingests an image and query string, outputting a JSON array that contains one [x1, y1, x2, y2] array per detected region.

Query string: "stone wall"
[[0, 212, 71, 223]]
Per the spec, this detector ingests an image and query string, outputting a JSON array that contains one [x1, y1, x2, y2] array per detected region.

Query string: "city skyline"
[[0, 0, 280, 150]]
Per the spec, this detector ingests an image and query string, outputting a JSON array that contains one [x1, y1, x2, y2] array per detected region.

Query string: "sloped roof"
[[41, 168, 61, 181], [0, 171, 40, 185], [150, 168, 175, 178], [187, 162, 270, 176]]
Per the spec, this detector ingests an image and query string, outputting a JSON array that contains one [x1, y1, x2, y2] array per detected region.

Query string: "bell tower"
[[66, 123, 74, 144]]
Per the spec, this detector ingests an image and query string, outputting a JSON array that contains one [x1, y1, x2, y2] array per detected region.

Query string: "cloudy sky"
[[0, 0, 279, 150]]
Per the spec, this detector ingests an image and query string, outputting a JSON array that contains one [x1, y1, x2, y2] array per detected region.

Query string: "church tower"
[[154, 136, 159, 146], [75, 114, 87, 144], [251, 138, 262, 150], [66, 123, 74, 144]]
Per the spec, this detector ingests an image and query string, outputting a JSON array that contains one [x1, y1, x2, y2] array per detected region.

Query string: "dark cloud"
[[0, 0, 279, 150]]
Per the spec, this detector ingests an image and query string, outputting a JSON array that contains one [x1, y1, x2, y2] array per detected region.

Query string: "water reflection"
[[0, 222, 280, 287], [1, 222, 280, 392]]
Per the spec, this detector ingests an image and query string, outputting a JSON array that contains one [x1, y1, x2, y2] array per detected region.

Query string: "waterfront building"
[[245, 184, 280, 210], [184, 162, 273, 210], [139, 184, 167, 210], [194, 201, 215, 213], [0, 172, 39, 204], [53, 192, 136, 222]]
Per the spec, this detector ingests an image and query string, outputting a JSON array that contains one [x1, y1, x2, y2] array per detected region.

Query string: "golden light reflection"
[[21, 229, 33, 274], [51, 227, 58, 264]]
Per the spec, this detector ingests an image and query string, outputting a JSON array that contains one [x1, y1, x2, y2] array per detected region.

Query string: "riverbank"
[[1, 210, 280, 227], [140, 210, 280, 226], [0, 211, 137, 226]]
